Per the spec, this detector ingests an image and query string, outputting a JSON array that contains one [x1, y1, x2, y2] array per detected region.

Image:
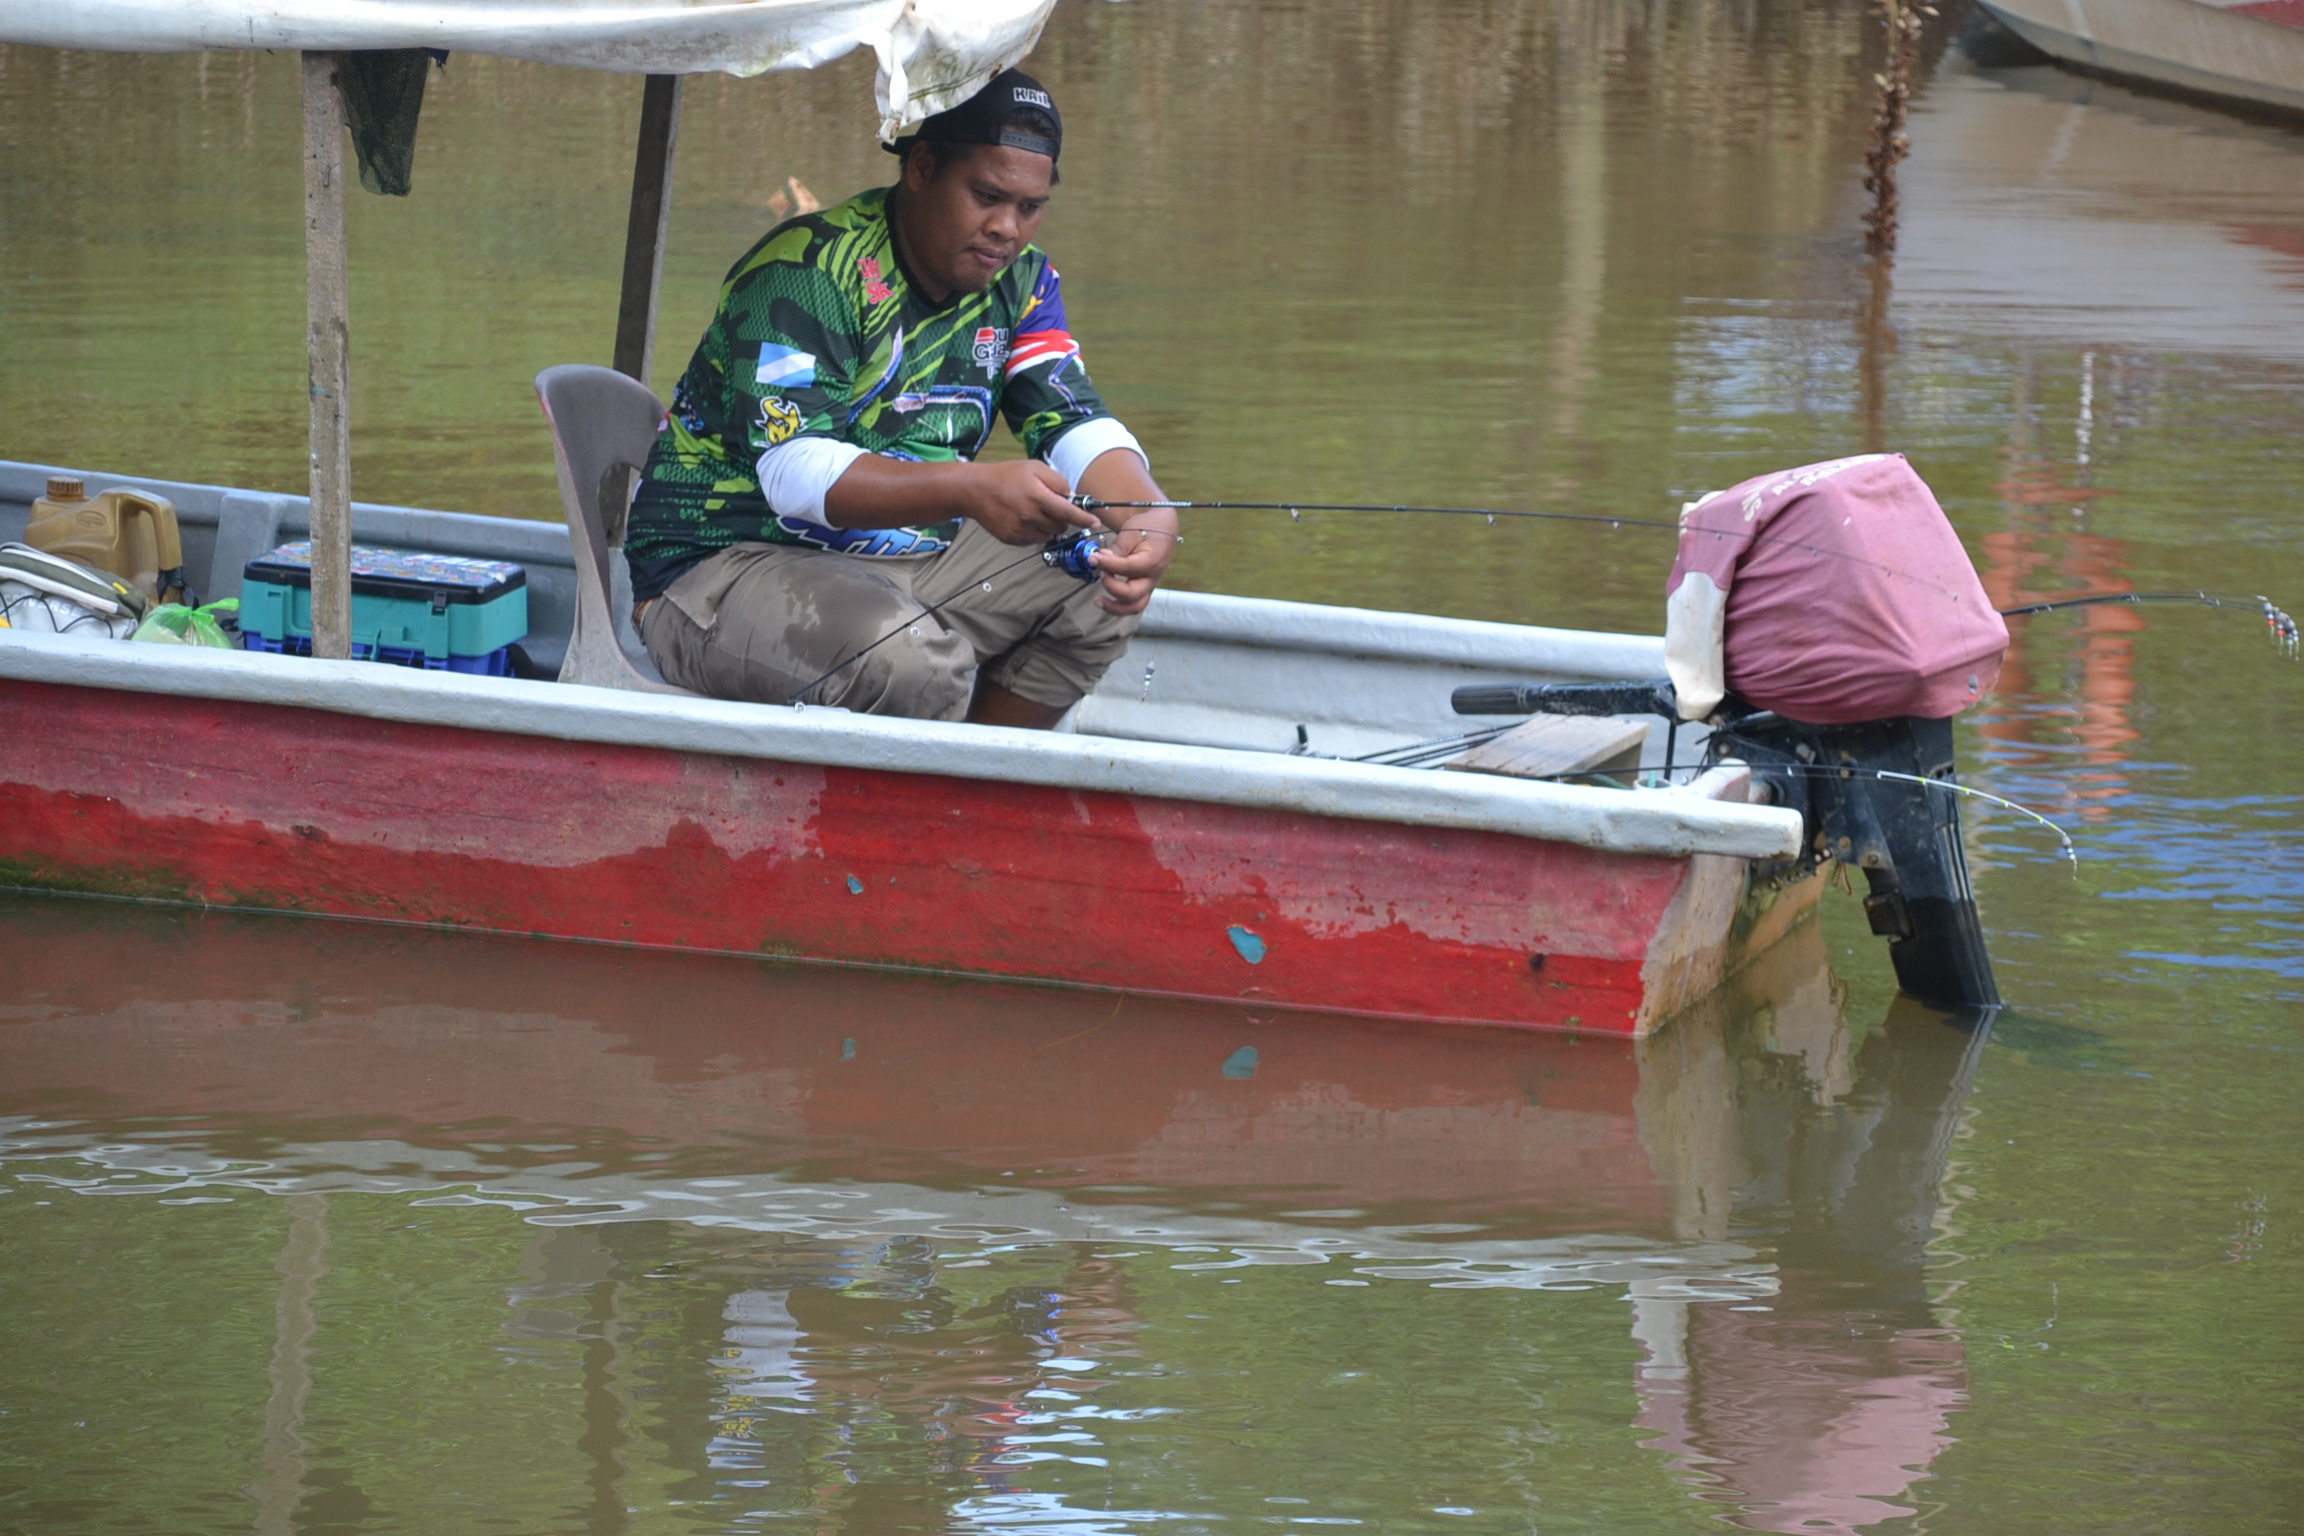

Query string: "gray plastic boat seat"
[[534, 364, 693, 695]]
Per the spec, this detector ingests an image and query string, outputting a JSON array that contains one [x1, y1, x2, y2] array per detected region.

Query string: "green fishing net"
[[339, 49, 435, 197]]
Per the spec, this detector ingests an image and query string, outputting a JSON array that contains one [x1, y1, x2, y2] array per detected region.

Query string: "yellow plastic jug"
[[27, 477, 188, 604]]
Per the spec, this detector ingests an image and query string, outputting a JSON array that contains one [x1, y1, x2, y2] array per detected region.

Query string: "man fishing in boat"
[[623, 69, 1179, 727]]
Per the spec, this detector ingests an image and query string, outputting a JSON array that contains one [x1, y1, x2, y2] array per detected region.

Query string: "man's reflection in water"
[[1634, 992, 1990, 1533]]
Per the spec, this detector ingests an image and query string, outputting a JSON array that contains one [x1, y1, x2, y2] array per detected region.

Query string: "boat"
[[1973, 0, 2304, 118], [0, 452, 1810, 1037], [0, 1, 1821, 1036]]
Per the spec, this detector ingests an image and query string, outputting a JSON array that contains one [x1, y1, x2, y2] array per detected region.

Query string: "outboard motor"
[[1455, 454, 2011, 1011], [1709, 710, 1998, 1009]]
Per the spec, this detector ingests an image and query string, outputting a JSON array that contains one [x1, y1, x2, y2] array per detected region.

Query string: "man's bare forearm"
[[823, 455, 985, 530], [823, 453, 1093, 545]]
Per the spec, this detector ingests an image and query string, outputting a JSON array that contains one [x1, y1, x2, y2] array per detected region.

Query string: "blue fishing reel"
[[1043, 531, 1104, 582]]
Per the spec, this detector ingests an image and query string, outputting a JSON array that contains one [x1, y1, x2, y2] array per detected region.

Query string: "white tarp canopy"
[[0, 0, 1057, 134]]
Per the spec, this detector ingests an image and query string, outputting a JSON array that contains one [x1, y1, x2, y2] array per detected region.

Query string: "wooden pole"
[[613, 74, 684, 384], [603, 74, 683, 547], [302, 51, 353, 660]]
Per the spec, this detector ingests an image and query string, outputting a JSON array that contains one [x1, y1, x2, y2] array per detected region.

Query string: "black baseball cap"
[[886, 68, 1061, 163]]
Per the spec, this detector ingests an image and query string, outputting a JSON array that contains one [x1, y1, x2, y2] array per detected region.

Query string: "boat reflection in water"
[[1634, 991, 1985, 1532], [0, 895, 1986, 1530]]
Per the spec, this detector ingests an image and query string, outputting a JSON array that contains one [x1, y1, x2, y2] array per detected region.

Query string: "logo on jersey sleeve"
[[759, 396, 803, 446], [755, 343, 816, 388], [972, 327, 1011, 377], [1004, 330, 1079, 378]]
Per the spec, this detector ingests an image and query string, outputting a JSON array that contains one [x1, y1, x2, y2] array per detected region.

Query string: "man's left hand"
[[1073, 448, 1179, 617], [1090, 505, 1179, 615]]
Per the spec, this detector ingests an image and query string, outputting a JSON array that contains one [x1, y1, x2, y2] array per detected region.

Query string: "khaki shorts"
[[637, 521, 1138, 721]]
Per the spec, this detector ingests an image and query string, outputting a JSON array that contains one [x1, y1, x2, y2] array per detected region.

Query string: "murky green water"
[[2, 1, 2301, 1530]]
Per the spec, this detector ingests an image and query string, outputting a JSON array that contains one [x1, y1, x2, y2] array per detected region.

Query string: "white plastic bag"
[[0, 542, 146, 639]]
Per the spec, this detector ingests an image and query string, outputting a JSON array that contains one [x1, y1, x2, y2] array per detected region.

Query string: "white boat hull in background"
[[1977, 0, 2304, 117]]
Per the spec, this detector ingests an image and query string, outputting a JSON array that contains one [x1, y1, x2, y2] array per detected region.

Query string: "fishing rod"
[[1073, 494, 1964, 596], [1075, 495, 1681, 533], [792, 502, 2295, 712], [1080, 497, 2300, 647], [2000, 590, 2298, 653]]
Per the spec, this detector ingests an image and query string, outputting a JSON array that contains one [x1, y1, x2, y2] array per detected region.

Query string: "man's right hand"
[[824, 455, 1097, 544], [960, 459, 1099, 545]]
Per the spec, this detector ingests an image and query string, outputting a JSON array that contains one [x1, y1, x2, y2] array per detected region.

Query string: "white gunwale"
[[0, 631, 1801, 862], [0, 453, 1802, 861]]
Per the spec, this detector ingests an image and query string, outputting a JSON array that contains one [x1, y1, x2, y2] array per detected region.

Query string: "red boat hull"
[[0, 679, 1801, 1033]]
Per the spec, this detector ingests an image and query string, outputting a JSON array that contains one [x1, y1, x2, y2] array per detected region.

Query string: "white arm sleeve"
[[1665, 572, 1729, 721], [757, 437, 871, 527], [1046, 417, 1148, 491]]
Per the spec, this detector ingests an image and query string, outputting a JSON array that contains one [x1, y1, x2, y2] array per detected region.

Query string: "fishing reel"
[[1043, 530, 1106, 582]]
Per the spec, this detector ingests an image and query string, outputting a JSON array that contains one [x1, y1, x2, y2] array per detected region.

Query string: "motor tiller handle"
[[1451, 680, 1677, 718]]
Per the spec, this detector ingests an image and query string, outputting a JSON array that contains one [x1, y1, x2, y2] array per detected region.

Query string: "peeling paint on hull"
[[0, 679, 1784, 1034]]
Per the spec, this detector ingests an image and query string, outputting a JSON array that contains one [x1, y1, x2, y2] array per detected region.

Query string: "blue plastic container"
[[240, 542, 527, 673]]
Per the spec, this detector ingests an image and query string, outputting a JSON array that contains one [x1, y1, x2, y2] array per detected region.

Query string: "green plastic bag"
[[132, 598, 237, 649]]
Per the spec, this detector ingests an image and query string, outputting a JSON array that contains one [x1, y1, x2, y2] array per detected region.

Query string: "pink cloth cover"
[[1667, 454, 2007, 724]]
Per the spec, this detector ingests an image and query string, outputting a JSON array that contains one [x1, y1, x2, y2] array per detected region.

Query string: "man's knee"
[[982, 603, 1140, 710], [641, 548, 973, 717]]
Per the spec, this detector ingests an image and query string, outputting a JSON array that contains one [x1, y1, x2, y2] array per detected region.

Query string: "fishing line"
[[782, 527, 1180, 708], [1343, 721, 2075, 869], [1701, 730, 2079, 872], [783, 543, 1061, 707], [1781, 763, 2077, 873]]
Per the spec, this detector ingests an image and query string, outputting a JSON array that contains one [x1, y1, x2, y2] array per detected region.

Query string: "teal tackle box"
[[239, 542, 528, 674]]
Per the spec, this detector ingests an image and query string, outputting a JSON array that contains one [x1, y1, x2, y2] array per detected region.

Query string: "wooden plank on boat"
[[301, 51, 353, 661], [1445, 714, 1648, 780]]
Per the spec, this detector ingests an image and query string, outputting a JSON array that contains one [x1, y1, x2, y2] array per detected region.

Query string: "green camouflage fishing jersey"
[[625, 185, 1119, 599]]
